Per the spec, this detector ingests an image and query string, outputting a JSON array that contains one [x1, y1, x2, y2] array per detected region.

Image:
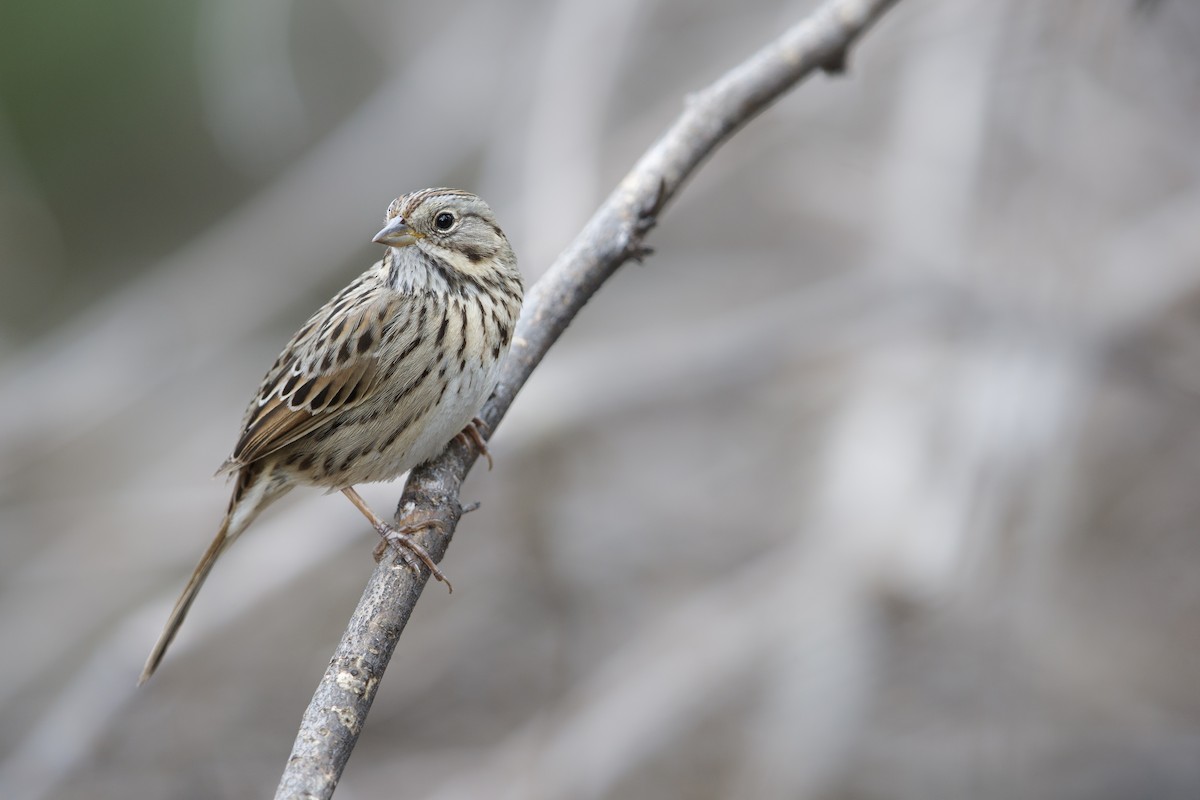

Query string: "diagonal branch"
[[275, 0, 900, 796]]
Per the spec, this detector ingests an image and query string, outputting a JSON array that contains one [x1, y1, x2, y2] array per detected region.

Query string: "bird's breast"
[[292, 292, 511, 490]]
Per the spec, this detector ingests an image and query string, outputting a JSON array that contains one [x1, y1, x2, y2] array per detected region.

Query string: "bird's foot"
[[372, 519, 453, 593], [455, 417, 493, 470]]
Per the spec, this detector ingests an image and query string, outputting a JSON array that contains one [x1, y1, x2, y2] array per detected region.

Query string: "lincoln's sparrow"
[[140, 188, 523, 683]]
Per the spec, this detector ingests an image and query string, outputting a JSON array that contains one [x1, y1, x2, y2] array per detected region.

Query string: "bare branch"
[[275, 0, 900, 796]]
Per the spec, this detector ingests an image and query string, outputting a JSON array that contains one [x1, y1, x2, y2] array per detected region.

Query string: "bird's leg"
[[341, 487, 452, 592], [455, 417, 493, 470]]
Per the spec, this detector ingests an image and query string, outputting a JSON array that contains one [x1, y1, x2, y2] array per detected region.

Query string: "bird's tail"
[[138, 513, 234, 685], [138, 463, 284, 685]]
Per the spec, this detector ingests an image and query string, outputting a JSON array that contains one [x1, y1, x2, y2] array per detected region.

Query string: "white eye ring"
[[434, 211, 456, 231]]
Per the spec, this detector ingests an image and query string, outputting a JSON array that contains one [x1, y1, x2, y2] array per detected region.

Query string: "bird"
[[139, 188, 523, 684]]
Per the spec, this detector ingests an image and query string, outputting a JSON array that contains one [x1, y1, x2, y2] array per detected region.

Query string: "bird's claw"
[[456, 417, 493, 470], [372, 520, 453, 593]]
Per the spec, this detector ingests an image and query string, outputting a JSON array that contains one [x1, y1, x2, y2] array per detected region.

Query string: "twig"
[[275, 0, 900, 796]]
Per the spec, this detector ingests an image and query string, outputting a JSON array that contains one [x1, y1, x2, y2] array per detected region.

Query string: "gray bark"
[[275, 0, 901, 796]]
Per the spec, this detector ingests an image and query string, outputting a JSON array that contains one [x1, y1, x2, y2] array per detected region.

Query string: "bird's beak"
[[373, 217, 422, 247]]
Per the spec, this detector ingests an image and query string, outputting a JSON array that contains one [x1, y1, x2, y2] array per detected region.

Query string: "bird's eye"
[[434, 211, 456, 231]]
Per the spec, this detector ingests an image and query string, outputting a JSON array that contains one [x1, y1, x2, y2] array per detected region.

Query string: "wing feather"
[[219, 282, 407, 472]]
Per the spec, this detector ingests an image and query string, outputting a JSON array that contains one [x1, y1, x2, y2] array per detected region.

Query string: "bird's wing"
[[219, 281, 408, 472]]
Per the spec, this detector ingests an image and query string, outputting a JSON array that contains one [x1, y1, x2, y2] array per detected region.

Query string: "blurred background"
[[3, 0, 1200, 797]]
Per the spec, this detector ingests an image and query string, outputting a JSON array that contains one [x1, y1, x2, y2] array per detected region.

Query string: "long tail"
[[139, 464, 285, 685], [138, 513, 235, 684]]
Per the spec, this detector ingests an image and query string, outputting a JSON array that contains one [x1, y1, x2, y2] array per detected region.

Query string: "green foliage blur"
[[0, 0, 378, 340]]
